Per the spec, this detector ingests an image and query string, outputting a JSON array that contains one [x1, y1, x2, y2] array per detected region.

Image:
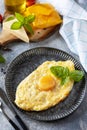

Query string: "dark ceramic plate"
[[5, 47, 86, 121]]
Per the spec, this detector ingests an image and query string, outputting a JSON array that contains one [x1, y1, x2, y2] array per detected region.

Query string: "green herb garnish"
[[6, 16, 15, 22], [8, 12, 35, 34], [70, 70, 84, 82], [15, 12, 24, 23], [0, 54, 5, 63], [11, 21, 22, 29], [24, 24, 34, 34], [50, 66, 84, 85]]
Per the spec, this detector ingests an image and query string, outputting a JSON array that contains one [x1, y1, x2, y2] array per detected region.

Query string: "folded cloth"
[[39, 0, 87, 72]]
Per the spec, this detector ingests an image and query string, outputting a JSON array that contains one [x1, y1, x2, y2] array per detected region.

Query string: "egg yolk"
[[38, 75, 56, 91]]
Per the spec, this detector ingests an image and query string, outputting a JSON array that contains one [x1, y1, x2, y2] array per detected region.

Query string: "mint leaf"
[[15, 12, 24, 24], [6, 16, 15, 22], [26, 15, 35, 23], [24, 24, 34, 34], [11, 21, 22, 30], [0, 54, 5, 63], [70, 70, 84, 82]]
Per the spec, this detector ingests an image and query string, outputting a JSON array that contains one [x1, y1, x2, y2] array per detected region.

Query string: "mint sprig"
[[50, 66, 84, 85], [10, 12, 35, 34]]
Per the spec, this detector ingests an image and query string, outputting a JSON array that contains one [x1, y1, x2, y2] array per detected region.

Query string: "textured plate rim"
[[5, 47, 86, 121]]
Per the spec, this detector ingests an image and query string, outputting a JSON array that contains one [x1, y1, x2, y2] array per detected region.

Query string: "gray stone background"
[[0, 0, 87, 130]]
